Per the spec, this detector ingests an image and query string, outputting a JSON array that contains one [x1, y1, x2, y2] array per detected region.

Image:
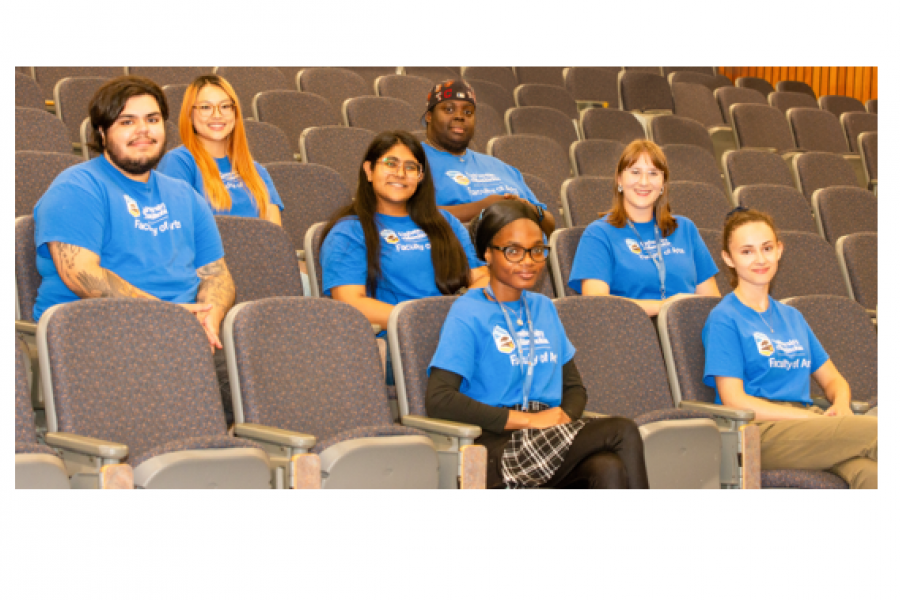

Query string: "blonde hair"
[[178, 75, 270, 217]]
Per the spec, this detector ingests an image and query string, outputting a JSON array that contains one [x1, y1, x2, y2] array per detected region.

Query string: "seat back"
[[515, 67, 564, 87], [470, 103, 504, 152], [15, 335, 38, 446], [865, 99, 877, 114], [787, 107, 849, 154], [465, 78, 516, 117], [570, 139, 624, 178], [39, 299, 232, 466], [671, 82, 726, 129], [252, 90, 340, 151], [226, 297, 393, 440], [697, 228, 733, 295], [769, 231, 848, 299], [580, 108, 645, 143], [520, 172, 561, 221], [732, 184, 817, 234], [656, 296, 721, 406], [375, 74, 433, 113], [33, 67, 121, 100], [242, 120, 295, 164], [561, 176, 614, 228], [666, 181, 732, 230], [215, 216, 305, 304], [548, 226, 585, 297], [723, 149, 795, 194], [505, 106, 579, 157], [213, 67, 292, 116], [16, 72, 45, 110], [16, 151, 83, 218], [816, 95, 865, 120], [460, 67, 518, 93], [127, 67, 213, 87], [619, 71, 674, 113], [668, 72, 720, 94], [792, 151, 861, 203], [487, 134, 570, 209], [715, 87, 767, 126], [836, 232, 877, 311], [15, 107, 71, 154], [650, 114, 715, 156], [769, 91, 818, 115], [812, 186, 877, 245], [783, 295, 877, 403], [840, 112, 877, 153], [342, 67, 398, 93], [401, 67, 458, 83], [514, 83, 578, 120], [731, 104, 797, 153], [15, 216, 40, 323], [300, 126, 374, 194], [563, 67, 620, 106], [662, 143, 726, 193], [735, 76, 774, 98], [343, 96, 421, 132], [663, 67, 716, 77], [775, 80, 816, 98], [624, 67, 663, 74], [555, 296, 675, 418], [164, 120, 181, 154], [304, 222, 327, 298], [54, 77, 108, 143], [859, 131, 877, 186], [162, 84, 188, 120], [389, 296, 457, 418]]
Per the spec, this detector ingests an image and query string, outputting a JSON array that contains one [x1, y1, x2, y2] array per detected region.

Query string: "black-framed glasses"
[[491, 244, 549, 263], [377, 157, 424, 179], [193, 102, 235, 117]]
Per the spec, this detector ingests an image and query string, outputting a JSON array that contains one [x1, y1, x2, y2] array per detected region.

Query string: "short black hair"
[[88, 75, 168, 153]]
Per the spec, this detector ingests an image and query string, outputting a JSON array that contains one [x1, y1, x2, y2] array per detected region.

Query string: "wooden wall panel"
[[719, 66, 877, 104]]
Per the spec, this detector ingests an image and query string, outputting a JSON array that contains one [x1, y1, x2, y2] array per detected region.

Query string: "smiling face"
[[101, 94, 166, 182], [485, 218, 546, 300], [362, 142, 422, 216], [722, 220, 784, 291], [616, 152, 665, 222], [425, 99, 476, 155], [190, 84, 236, 157]]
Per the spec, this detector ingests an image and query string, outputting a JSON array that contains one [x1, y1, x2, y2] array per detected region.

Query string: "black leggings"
[[543, 417, 649, 489]]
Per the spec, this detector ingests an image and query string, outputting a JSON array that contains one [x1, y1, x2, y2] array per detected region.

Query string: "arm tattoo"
[[51, 242, 155, 300], [196, 258, 235, 313]]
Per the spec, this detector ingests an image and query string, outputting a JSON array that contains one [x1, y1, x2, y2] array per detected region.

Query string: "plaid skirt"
[[500, 401, 589, 489]]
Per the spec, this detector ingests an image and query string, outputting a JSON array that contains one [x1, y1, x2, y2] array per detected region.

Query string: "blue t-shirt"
[[156, 145, 284, 218], [422, 144, 546, 210], [33, 155, 225, 321], [702, 293, 830, 405], [428, 289, 576, 409], [322, 210, 484, 306], [568, 215, 718, 298]]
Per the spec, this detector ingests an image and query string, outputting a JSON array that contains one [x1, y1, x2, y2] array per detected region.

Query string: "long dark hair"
[[320, 130, 471, 297], [471, 199, 542, 261]]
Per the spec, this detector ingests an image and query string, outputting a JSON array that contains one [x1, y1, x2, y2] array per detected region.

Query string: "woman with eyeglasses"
[[157, 74, 283, 225], [320, 130, 489, 336], [426, 199, 649, 489], [568, 140, 720, 316]]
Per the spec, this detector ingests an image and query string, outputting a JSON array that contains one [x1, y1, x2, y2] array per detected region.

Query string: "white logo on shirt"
[[142, 202, 169, 222], [625, 238, 642, 255], [492, 325, 516, 354], [753, 332, 775, 356], [445, 171, 470, 186], [124, 195, 140, 218], [380, 229, 400, 244]]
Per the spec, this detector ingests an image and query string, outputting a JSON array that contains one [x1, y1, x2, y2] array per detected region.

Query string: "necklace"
[[757, 309, 774, 333]]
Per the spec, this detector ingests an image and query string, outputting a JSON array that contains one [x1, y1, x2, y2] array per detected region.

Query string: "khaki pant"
[[755, 407, 878, 489]]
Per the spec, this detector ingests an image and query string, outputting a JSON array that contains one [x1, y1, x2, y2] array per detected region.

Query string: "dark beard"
[[105, 139, 164, 176]]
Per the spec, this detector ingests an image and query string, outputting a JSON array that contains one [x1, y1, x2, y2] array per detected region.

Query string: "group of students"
[[33, 73, 877, 489]]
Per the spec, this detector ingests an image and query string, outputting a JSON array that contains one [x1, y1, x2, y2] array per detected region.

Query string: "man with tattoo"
[[32, 76, 238, 422]]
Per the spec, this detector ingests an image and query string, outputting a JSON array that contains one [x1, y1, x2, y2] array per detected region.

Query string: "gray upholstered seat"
[[161, 84, 188, 120], [840, 111, 877, 153], [127, 67, 213, 86], [54, 77, 109, 144], [735, 76, 774, 98], [296, 68, 371, 110], [15, 151, 83, 218], [487, 134, 570, 210], [623, 67, 663, 74], [715, 86, 767, 127], [656, 296, 847, 489], [39, 299, 271, 489], [618, 71, 674, 114], [225, 297, 439, 488], [668, 71, 725, 93], [555, 296, 721, 488], [791, 151, 861, 203], [697, 228, 733, 295], [563, 67, 620, 108], [299, 126, 375, 193], [505, 106, 580, 157], [730, 103, 800, 155], [662, 143, 727, 195], [401, 66, 458, 83], [303, 222, 327, 298], [723, 149, 795, 196], [812, 186, 877, 245], [650, 114, 715, 156], [242, 120, 295, 164], [775, 79, 817, 98], [560, 176, 614, 228], [342, 96, 421, 132], [33, 67, 121, 102], [836, 232, 877, 311], [342, 67, 399, 93], [858, 131, 877, 193], [787, 108, 852, 154], [665, 181, 732, 230], [375, 74, 433, 114], [768, 91, 818, 115], [548, 226, 585, 296], [514, 83, 578, 120], [265, 162, 351, 257], [663, 67, 717, 77], [16, 72, 45, 110], [569, 139, 625, 178], [732, 185, 817, 234], [15, 107, 72, 154], [252, 90, 340, 152], [865, 98, 877, 114], [669, 82, 735, 168], [213, 67, 292, 117], [470, 103, 504, 152], [461, 67, 518, 93], [520, 172, 562, 223], [515, 67, 564, 87], [464, 77, 516, 118], [579, 107, 645, 143], [767, 231, 848, 300], [818, 94, 865, 119]]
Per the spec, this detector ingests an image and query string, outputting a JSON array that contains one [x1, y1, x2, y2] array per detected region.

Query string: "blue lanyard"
[[626, 219, 667, 300], [484, 285, 535, 411]]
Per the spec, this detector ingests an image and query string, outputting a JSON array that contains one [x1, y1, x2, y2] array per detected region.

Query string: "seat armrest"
[[401, 415, 482, 439], [16, 321, 37, 336], [45, 432, 129, 460], [582, 410, 608, 419], [233, 423, 316, 450], [679, 401, 755, 423], [851, 401, 871, 414], [372, 324, 382, 334], [576, 100, 607, 111]]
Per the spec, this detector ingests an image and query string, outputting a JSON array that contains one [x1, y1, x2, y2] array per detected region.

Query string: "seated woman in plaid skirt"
[[426, 199, 649, 489]]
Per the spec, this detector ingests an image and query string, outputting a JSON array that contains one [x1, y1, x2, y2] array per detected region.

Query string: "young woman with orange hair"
[[157, 74, 283, 225]]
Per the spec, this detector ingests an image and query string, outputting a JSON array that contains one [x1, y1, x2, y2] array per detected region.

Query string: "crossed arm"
[[48, 242, 235, 350]]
